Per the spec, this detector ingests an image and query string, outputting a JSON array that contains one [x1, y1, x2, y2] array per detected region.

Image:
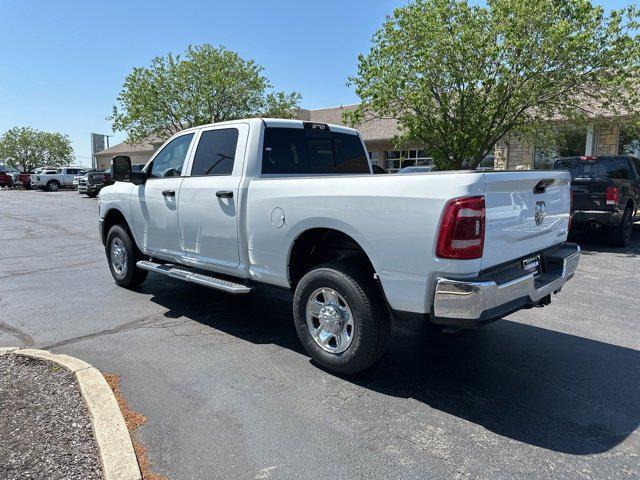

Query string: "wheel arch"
[[287, 225, 379, 291], [102, 208, 135, 247], [625, 198, 635, 215]]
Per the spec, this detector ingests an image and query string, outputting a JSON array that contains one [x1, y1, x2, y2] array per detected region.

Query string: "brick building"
[[95, 105, 638, 172]]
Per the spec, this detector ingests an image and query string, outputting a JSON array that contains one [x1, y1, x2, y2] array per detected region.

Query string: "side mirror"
[[112, 156, 132, 182], [112, 155, 146, 185]]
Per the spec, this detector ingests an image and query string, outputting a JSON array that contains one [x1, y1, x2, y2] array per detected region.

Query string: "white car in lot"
[[31, 166, 87, 191], [98, 118, 580, 374]]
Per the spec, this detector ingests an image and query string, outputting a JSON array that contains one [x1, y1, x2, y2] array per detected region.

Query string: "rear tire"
[[106, 224, 148, 288], [611, 207, 633, 247], [293, 262, 390, 375], [87, 191, 98, 198], [46, 180, 60, 192]]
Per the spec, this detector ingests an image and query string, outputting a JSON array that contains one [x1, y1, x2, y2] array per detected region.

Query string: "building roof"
[[303, 105, 401, 143], [96, 106, 402, 157], [94, 97, 638, 158], [94, 135, 164, 158]]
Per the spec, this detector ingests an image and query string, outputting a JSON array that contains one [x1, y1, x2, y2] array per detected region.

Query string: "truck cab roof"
[[174, 118, 361, 137]]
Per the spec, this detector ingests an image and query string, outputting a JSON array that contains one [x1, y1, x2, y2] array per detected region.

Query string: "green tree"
[[0, 127, 73, 172], [347, 0, 640, 170], [111, 44, 302, 142]]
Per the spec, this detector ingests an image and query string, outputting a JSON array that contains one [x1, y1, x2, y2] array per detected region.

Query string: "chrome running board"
[[136, 260, 251, 294]]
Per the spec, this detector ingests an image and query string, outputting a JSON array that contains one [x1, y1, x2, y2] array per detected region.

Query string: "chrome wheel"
[[305, 287, 354, 354], [110, 238, 127, 276]]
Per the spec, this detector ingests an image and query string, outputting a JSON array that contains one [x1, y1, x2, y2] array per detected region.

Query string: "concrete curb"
[[0, 348, 142, 480]]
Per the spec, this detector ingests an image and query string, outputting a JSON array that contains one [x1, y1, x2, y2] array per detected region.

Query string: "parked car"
[[31, 167, 87, 191], [99, 118, 579, 374], [553, 155, 640, 246], [0, 166, 31, 188], [398, 165, 434, 173], [78, 169, 113, 197], [0, 171, 13, 188], [10, 171, 32, 188], [74, 169, 96, 187], [79, 165, 147, 197], [0, 165, 17, 187]]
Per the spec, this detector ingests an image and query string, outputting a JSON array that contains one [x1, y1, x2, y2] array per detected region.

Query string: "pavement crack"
[[0, 321, 35, 347], [42, 314, 167, 350], [0, 259, 102, 281]]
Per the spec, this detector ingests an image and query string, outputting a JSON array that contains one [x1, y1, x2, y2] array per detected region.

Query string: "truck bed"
[[246, 169, 571, 314]]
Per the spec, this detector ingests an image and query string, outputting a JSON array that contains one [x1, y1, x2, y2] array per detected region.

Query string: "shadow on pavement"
[[143, 277, 639, 457], [570, 223, 640, 257]]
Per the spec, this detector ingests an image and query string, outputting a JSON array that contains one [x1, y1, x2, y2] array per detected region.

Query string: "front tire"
[[106, 225, 148, 288], [611, 207, 633, 247], [46, 180, 60, 192], [293, 262, 390, 375]]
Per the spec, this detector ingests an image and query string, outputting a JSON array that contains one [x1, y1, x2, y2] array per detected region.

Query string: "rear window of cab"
[[553, 156, 631, 179], [262, 126, 370, 174]]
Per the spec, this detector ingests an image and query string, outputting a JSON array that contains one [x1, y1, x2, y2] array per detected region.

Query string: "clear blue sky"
[[0, 0, 630, 167]]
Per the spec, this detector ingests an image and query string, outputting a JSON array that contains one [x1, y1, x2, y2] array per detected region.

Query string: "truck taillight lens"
[[606, 186, 619, 206], [436, 196, 485, 260]]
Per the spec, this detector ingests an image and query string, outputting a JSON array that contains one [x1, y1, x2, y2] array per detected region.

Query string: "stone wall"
[[493, 124, 623, 170], [493, 139, 534, 170], [494, 143, 508, 170], [595, 125, 620, 155]]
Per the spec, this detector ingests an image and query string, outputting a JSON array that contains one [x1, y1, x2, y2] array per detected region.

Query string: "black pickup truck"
[[553, 155, 640, 246]]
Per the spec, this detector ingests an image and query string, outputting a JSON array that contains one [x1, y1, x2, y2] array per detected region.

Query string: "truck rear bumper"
[[571, 210, 621, 227], [431, 242, 580, 328]]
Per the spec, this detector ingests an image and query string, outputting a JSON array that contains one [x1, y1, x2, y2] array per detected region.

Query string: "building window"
[[557, 130, 587, 158], [478, 155, 494, 170], [534, 129, 588, 169], [534, 146, 557, 169], [619, 127, 640, 156], [384, 149, 433, 172]]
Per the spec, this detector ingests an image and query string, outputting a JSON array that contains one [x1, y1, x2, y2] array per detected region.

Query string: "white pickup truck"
[[31, 166, 87, 191], [99, 118, 580, 374]]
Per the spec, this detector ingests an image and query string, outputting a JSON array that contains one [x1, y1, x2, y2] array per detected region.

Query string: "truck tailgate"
[[571, 176, 612, 211], [481, 171, 571, 270]]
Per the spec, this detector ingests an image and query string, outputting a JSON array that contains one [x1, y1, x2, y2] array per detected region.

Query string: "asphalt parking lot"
[[1, 189, 639, 479]]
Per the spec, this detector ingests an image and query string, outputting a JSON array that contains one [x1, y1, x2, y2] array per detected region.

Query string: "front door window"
[[149, 133, 194, 178]]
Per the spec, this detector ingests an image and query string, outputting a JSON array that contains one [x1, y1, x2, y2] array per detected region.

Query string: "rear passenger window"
[[262, 127, 370, 174], [605, 157, 630, 179], [191, 129, 239, 176]]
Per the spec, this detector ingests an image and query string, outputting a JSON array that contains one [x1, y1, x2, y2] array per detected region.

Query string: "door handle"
[[216, 190, 233, 198], [162, 190, 175, 197]]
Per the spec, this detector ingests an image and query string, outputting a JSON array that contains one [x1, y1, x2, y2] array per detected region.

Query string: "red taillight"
[[580, 155, 597, 162], [606, 186, 619, 206], [436, 196, 485, 259]]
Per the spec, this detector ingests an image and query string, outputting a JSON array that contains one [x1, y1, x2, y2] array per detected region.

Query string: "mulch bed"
[[0, 354, 102, 480]]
